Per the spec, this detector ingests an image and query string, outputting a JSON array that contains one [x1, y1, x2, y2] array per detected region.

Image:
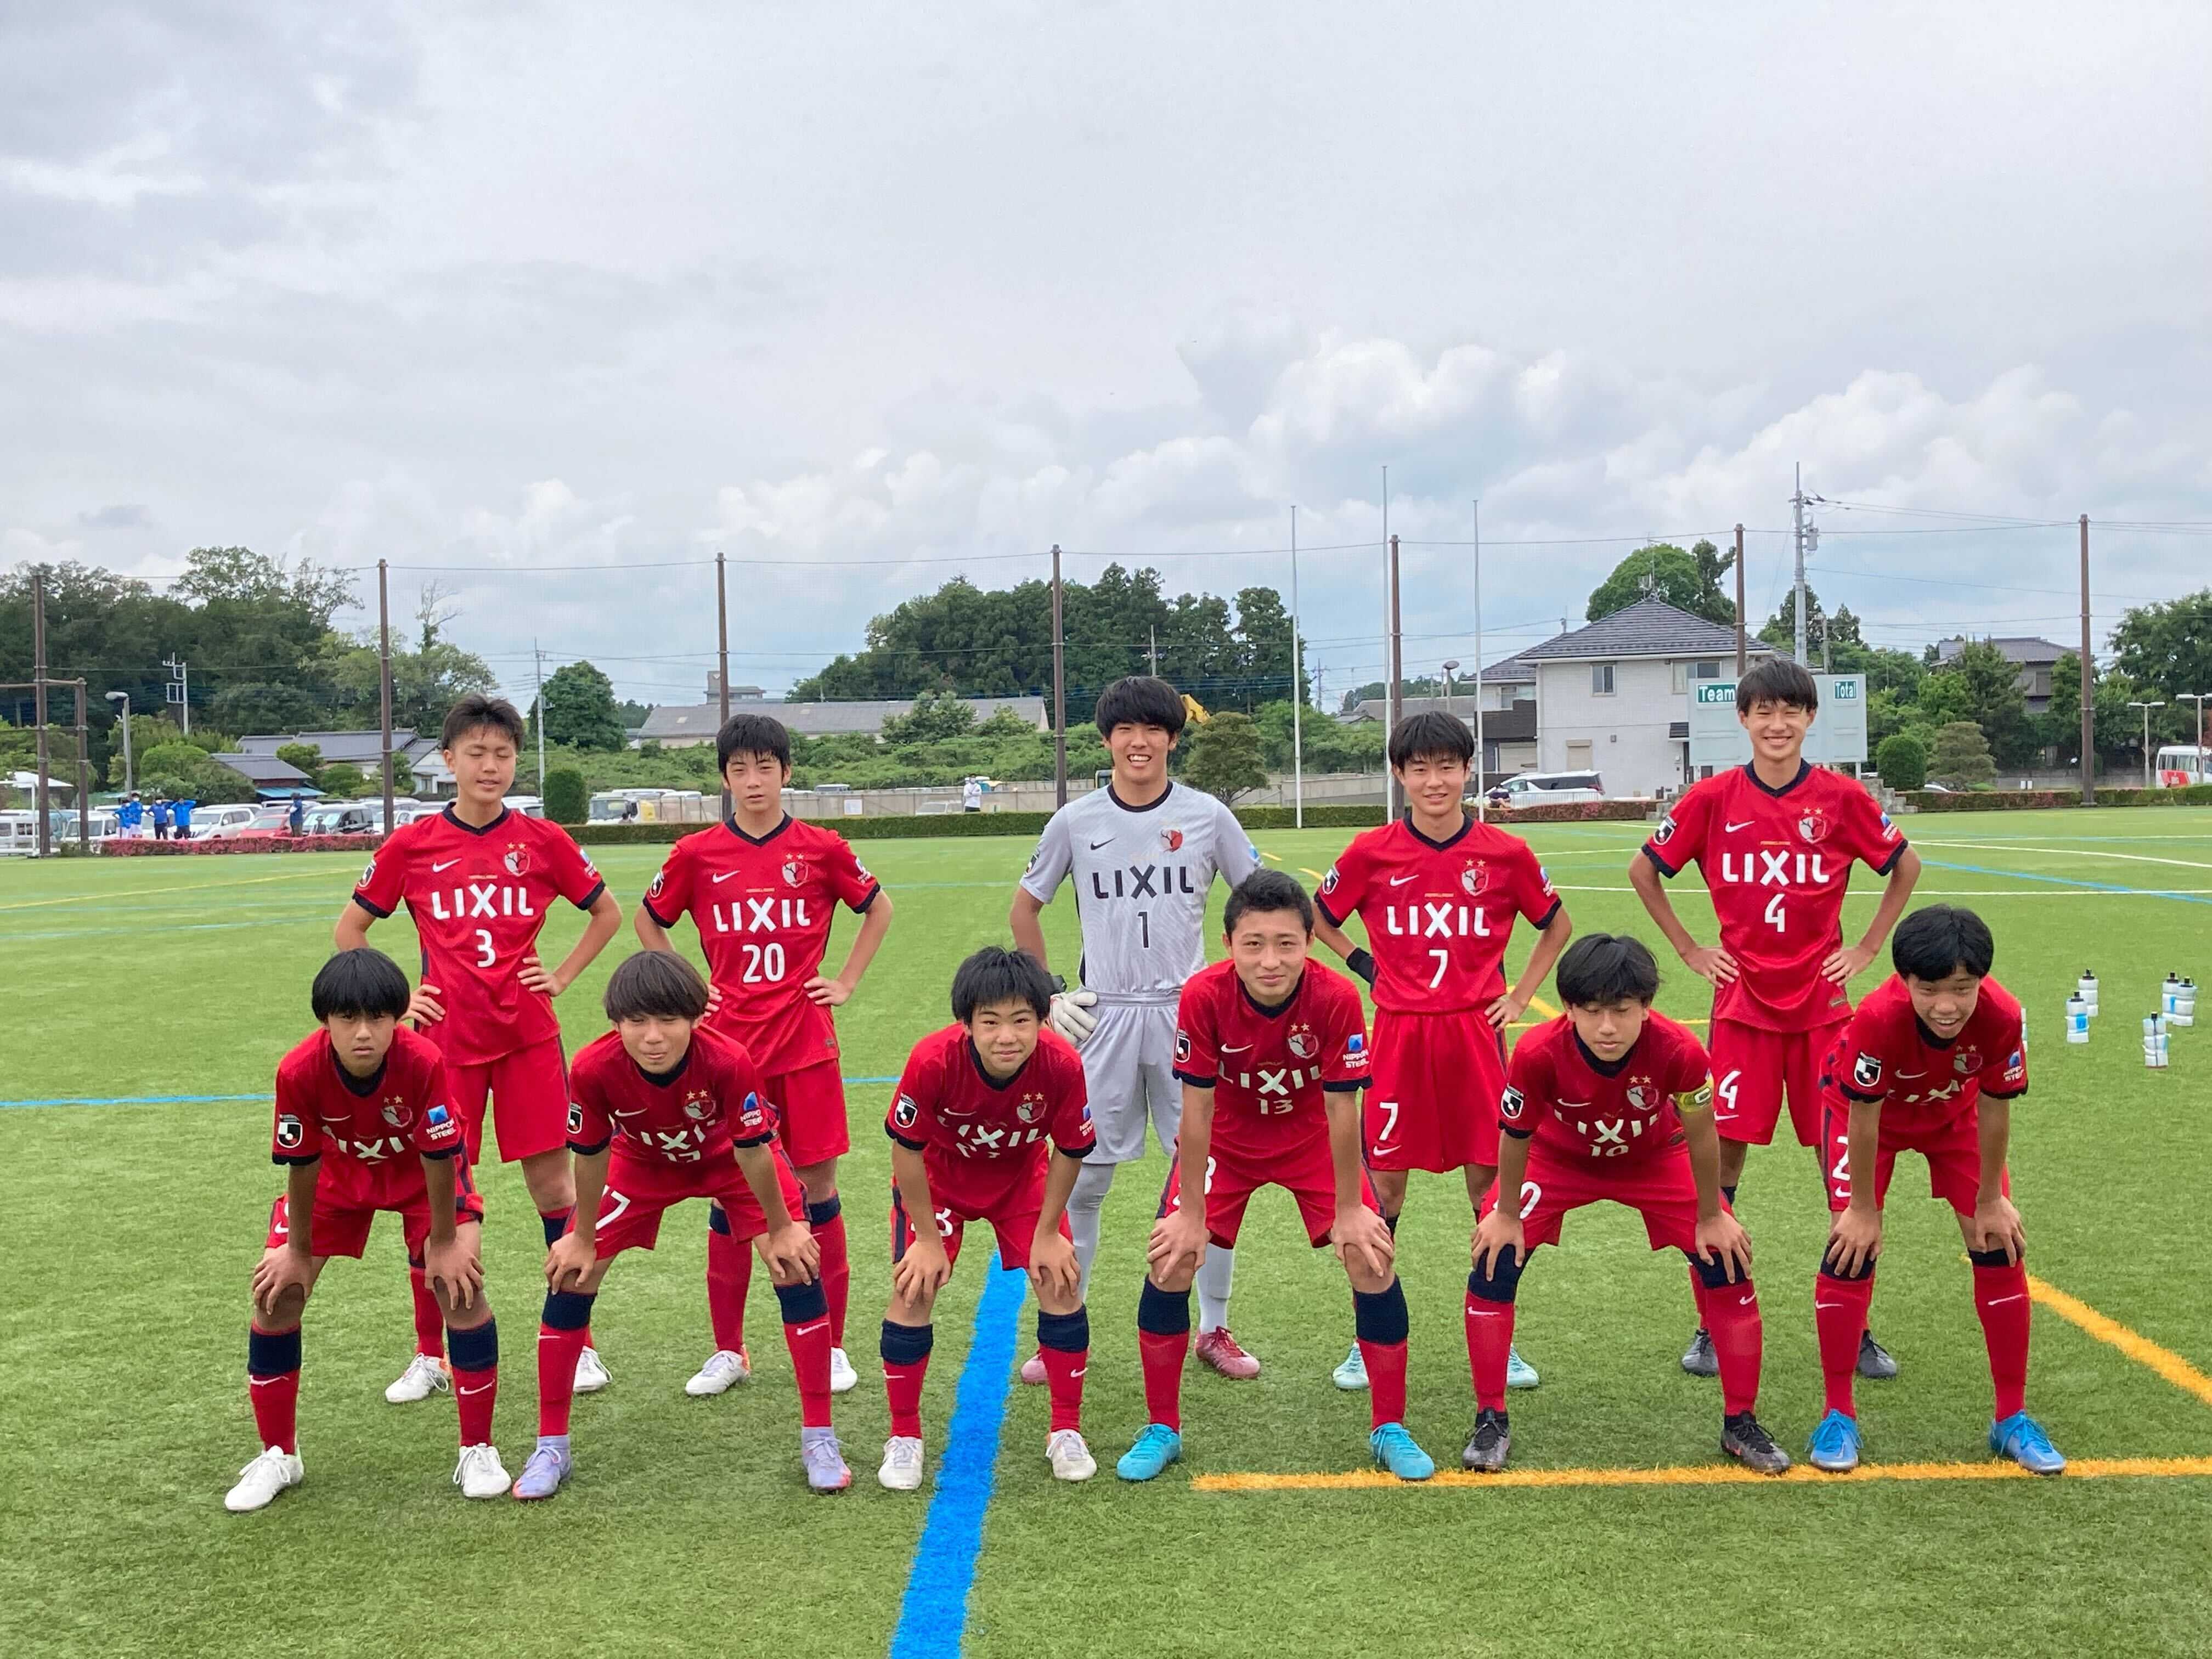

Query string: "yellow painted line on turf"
[[1192, 1455, 2212, 1493], [1261, 849, 1282, 862], [1299, 867, 1327, 882], [0, 867, 340, 911], [2027, 1274, 2212, 1411]]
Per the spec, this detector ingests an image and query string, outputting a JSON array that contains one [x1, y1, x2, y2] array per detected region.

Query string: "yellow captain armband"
[[1677, 1076, 1716, 1113]]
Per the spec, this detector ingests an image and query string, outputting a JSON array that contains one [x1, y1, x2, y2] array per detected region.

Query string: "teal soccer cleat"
[[1116, 1424, 1183, 1482], [1806, 1409, 1861, 1474], [1369, 1422, 1435, 1482], [1990, 1412, 2065, 1475]]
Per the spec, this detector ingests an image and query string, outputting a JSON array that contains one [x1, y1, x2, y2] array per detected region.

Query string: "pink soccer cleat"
[[1194, 1327, 1261, 1380]]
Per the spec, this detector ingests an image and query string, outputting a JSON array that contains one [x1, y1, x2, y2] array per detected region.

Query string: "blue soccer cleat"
[[1807, 1409, 1862, 1474], [510, 1439, 572, 1500], [1990, 1412, 2066, 1475], [1506, 1346, 1541, 1390], [1369, 1422, 1435, 1482], [1116, 1424, 1183, 1482]]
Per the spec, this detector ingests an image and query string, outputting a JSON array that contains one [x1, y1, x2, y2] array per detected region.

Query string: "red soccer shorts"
[[264, 1158, 486, 1259], [1709, 1015, 1845, 1149], [1477, 1139, 1721, 1254], [768, 1059, 850, 1169], [1367, 1008, 1509, 1172], [1159, 1132, 1380, 1250], [590, 1147, 806, 1259], [1820, 1096, 2007, 1217], [890, 1163, 1071, 1272], [447, 1035, 571, 1164]]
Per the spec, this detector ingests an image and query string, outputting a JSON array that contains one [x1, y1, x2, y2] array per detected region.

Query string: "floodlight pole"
[[716, 550, 732, 820], [1051, 544, 1066, 807], [2079, 515, 2096, 803], [2128, 701, 2164, 791], [378, 559, 395, 835], [32, 568, 49, 858], [1474, 498, 1488, 820], [1289, 505, 1304, 828], [106, 690, 133, 794], [1733, 523, 1746, 678], [2176, 694, 2208, 783]]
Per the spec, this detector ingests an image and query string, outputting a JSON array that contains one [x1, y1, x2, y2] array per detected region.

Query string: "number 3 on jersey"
[[475, 927, 495, 968]]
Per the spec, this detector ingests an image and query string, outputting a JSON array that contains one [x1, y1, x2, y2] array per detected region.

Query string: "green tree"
[[1875, 732, 1927, 791], [1231, 585, 1302, 704], [318, 763, 369, 799], [1178, 712, 1268, 804], [1929, 721, 1996, 788], [1588, 542, 1736, 626], [543, 765, 590, 823], [139, 741, 212, 782], [2111, 589, 2212, 704], [1915, 670, 1976, 729], [275, 742, 325, 780], [881, 690, 978, 746], [1252, 701, 1387, 773], [537, 662, 626, 751], [1759, 586, 1826, 652], [1929, 641, 2036, 768]]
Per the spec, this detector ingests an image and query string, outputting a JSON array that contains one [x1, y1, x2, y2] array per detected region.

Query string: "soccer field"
[[8, 809, 2212, 1658]]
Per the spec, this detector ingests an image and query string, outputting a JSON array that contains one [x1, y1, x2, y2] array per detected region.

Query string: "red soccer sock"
[[536, 1301, 591, 1438], [408, 1263, 446, 1359], [706, 1221, 753, 1354], [784, 1313, 835, 1430], [884, 1358, 929, 1439], [1972, 1257, 2032, 1420], [449, 1318, 499, 1446], [1138, 1329, 1188, 1431], [1362, 1339, 1409, 1430], [247, 1324, 302, 1454], [1041, 1345, 1087, 1434], [808, 1199, 851, 1347], [1693, 1274, 1764, 1418], [1464, 1291, 1516, 1413], [1815, 1268, 1877, 1418], [540, 1208, 595, 1353]]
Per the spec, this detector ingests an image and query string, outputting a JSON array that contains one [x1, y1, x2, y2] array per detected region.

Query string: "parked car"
[[189, 804, 262, 839], [1487, 770, 1607, 807]]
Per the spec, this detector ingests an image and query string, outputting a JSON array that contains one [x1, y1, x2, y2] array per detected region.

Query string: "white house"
[[1518, 600, 1773, 797]]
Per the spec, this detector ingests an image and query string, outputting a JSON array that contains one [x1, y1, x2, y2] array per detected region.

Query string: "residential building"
[[234, 729, 451, 794], [1340, 694, 1539, 776], [1934, 635, 2072, 713], [635, 673, 1050, 747], [210, 753, 320, 798]]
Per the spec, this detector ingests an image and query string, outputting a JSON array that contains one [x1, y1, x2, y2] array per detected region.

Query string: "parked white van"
[[1487, 770, 1607, 806]]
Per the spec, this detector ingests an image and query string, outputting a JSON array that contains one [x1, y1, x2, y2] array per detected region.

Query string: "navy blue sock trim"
[[540, 1210, 572, 1248], [1352, 1280, 1409, 1345], [406, 1252, 425, 1270], [1688, 1253, 1741, 1290], [447, 1318, 498, 1373], [1968, 1247, 2022, 1269], [1137, 1279, 1192, 1336], [1819, 1256, 1876, 1283], [881, 1319, 933, 1365], [1468, 1251, 1523, 1305], [805, 1194, 843, 1227], [1721, 1184, 1738, 1207], [1036, 1307, 1090, 1353], [248, 1326, 301, 1376], [708, 1204, 732, 1237], [1383, 1212, 1400, 1237], [542, 1289, 595, 1331], [776, 1279, 829, 1324]]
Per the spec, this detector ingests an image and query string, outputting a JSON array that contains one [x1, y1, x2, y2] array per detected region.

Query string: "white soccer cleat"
[[1047, 1429, 1097, 1482], [452, 1443, 511, 1499], [828, 1346, 860, 1395], [573, 1346, 611, 1394], [686, 1348, 751, 1397], [385, 1353, 450, 1404], [224, 1446, 303, 1513], [878, 1435, 926, 1491]]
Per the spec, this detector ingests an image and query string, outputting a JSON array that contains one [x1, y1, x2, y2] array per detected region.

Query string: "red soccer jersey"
[[1172, 959, 1371, 1156], [1318, 817, 1560, 1012], [272, 1025, 464, 1170], [1641, 763, 1907, 1031], [884, 1024, 1094, 1208], [1826, 974, 2027, 1137], [1504, 1011, 1712, 1164], [351, 807, 606, 1066], [566, 1026, 777, 1167], [640, 816, 881, 1076]]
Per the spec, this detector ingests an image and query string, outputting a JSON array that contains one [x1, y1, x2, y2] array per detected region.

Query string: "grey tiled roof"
[[639, 695, 1048, 740], [1936, 635, 2070, 667], [237, 729, 416, 763], [1521, 598, 1768, 663], [212, 753, 315, 785]]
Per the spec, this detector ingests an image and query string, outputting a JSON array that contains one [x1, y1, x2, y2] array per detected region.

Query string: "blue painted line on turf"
[[1916, 858, 2212, 906], [889, 1252, 1026, 1659], [0, 1075, 905, 1110]]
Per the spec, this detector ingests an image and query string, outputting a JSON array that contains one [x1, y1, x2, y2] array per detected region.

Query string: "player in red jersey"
[[336, 694, 623, 1400], [225, 949, 508, 1511], [1313, 710, 1571, 1394], [1806, 905, 2062, 1475], [511, 951, 839, 1498], [1629, 657, 1920, 1382], [876, 947, 1097, 1489], [635, 710, 894, 1401], [1118, 871, 1434, 1483], [1467, 934, 1790, 1474]]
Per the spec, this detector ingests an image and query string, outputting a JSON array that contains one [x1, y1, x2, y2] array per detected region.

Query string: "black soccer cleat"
[[1721, 1411, 1792, 1475], [1461, 1408, 1510, 1472], [1857, 1330, 1899, 1381], [1681, 1326, 1718, 1378]]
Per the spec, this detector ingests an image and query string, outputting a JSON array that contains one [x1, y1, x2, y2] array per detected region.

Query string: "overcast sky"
[[5, 1, 2208, 708]]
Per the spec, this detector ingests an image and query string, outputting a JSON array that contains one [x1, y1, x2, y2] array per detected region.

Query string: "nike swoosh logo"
[[1466, 1309, 1504, 1319], [1089, 839, 1114, 850], [248, 1375, 288, 1386], [1724, 821, 1756, 833], [1557, 1101, 1591, 1110], [1739, 1293, 1755, 1305], [456, 1383, 493, 1396], [795, 1322, 828, 1337], [1221, 1043, 1252, 1053], [1814, 1301, 1844, 1311], [1985, 1293, 2025, 1306], [432, 859, 461, 872], [711, 871, 742, 884], [1070, 1368, 1087, 1379], [613, 1108, 647, 1118], [1388, 874, 1420, 887], [1897, 1070, 1928, 1079]]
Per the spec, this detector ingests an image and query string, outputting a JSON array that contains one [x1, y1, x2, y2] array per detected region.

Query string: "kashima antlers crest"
[[1287, 1030, 1318, 1060], [782, 859, 806, 887], [1161, 828, 1184, 852], [503, 845, 531, 877], [1797, 808, 1830, 844], [1460, 862, 1488, 897]]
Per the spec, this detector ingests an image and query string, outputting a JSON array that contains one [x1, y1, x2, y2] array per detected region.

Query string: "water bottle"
[[2078, 970, 2099, 1017], [2163, 973, 2182, 1018], [2066, 994, 2089, 1042], [2143, 1014, 2169, 1069], [2175, 979, 2197, 1029]]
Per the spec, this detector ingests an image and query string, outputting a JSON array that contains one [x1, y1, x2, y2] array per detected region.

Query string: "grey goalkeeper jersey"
[[1020, 782, 1260, 1001]]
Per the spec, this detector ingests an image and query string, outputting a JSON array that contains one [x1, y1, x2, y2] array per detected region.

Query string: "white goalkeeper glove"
[[1048, 987, 1099, 1047]]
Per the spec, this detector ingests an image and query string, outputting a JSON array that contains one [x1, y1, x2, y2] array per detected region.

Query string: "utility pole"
[[716, 551, 732, 820], [2129, 701, 2164, 791], [533, 640, 548, 793], [1386, 532, 1405, 821], [1733, 523, 1747, 676], [163, 654, 190, 735], [2177, 693, 2209, 782], [1473, 498, 1488, 817], [32, 568, 49, 858], [2079, 515, 2096, 803], [72, 680, 89, 853], [377, 559, 395, 833], [1051, 545, 1067, 806], [1148, 627, 1159, 677], [106, 690, 133, 794], [1380, 465, 1393, 820], [1289, 505, 1304, 829], [1791, 464, 1809, 664]]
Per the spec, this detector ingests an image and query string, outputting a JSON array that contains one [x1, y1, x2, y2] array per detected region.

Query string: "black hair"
[[950, 946, 1057, 1023], [1891, 905, 1994, 982], [441, 692, 527, 751], [603, 950, 710, 1022], [1223, 868, 1314, 938], [1555, 933, 1661, 1007], [1093, 675, 1187, 738], [716, 712, 793, 774], [1388, 709, 1475, 771], [1736, 657, 1819, 715], [312, 947, 411, 1022]]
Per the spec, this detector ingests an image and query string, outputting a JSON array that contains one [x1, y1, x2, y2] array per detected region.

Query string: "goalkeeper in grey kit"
[[1009, 676, 1266, 1381]]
